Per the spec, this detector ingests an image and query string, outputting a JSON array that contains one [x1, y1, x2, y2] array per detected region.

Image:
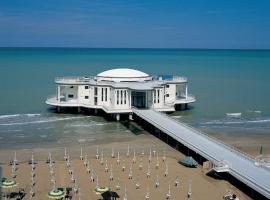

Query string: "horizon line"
[[0, 46, 270, 51]]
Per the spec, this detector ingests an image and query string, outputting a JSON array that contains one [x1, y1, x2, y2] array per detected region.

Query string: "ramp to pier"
[[133, 108, 270, 199]]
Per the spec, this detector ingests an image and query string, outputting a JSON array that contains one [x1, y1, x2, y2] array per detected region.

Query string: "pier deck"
[[133, 108, 270, 199]]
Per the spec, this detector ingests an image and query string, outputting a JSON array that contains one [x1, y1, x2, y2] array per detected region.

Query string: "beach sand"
[[1, 135, 252, 200]]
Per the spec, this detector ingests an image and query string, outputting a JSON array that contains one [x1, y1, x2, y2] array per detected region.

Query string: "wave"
[[0, 116, 90, 126], [25, 113, 41, 117], [0, 114, 20, 119], [0, 113, 41, 119], [247, 110, 262, 114], [172, 115, 182, 119], [226, 113, 242, 117], [202, 118, 270, 125]]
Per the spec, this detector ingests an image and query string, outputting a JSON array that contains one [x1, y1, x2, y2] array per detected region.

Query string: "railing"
[[46, 95, 57, 100], [55, 76, 95, 83], [176, 94, 196, 101], [154, 110, 256, 162], [172, 76, 187, 82], [152, 76, 187, 82]]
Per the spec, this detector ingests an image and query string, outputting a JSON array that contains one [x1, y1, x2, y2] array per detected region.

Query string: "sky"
[[0, 0, 270, 49]]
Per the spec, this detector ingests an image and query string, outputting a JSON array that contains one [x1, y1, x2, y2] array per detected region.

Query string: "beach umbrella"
[[95, 186, 110, 195], [96, 146, 99, 159], [259, 145, 263, 156], [100, 149, 104, 165], [162, 150, 166, 162], [123, 185, 128, 200], [1, 179, 17, 189], [48, 189, 65, 199], [139, 158, 143, 170], [111, 147, 115, 158], [126, 144, 130, 157], [1, 178, 18, 199], [117, 151, 120, 165], [64, 147, 68, 161]]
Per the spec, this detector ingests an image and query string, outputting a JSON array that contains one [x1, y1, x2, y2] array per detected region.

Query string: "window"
[[117, 90, 119, 104], [166, 94, 169, 97], [70, 86, 74, 89], [153, 90, 156, 103], [94, 97, 98, 105], [85, 86, 89, 89], [68, 94, 74, 98], [85, 96, 89, 99], [105, 88, 107, 101], [101, 88, 104, 101], [94, 87, 98, 95], [157, 90, 160, 103], [166, 85, 170, 88], [120, 90, 123, 104], [124, 90, 126, 104]]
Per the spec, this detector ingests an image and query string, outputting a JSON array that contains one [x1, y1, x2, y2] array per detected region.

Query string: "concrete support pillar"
[[185, 103, 188, 110], [129, 113, 133, 120], [94, 109, 98, 114], [57, 106, 61, 113], [116, 114, 120, 121], [78, 107, 81, 113], [185, 84, 188, 100]]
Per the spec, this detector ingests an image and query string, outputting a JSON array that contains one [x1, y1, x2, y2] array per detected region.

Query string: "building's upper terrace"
[[54, 68, 188, 87]]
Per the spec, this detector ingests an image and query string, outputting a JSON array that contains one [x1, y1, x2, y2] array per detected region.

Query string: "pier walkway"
[[133, 108, 270, 199]]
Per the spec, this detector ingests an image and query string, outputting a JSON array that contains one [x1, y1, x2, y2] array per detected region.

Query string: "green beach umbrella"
[[1, 179, 17, 189], [95, 186, 110, 195], [48, 189, 65, 199]]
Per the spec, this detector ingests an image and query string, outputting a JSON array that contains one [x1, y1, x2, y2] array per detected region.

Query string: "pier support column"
[[185, 103, 188, 110], [129, 113, 133, 120], [78, 107, 81, 113], [116, 114, 120, 121], [185, 84, 188, 100], [57, 106, 61, 113], [94, 109, 98, 115]]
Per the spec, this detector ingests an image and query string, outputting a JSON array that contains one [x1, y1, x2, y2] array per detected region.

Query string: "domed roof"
[[97, 68, 149, 78]]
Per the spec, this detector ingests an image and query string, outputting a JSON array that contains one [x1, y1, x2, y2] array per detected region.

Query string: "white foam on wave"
[[70, 122, 107, 127], [25, 113, 41, 117], [40, 135, 48, 138], [226, 113, 242, 117], [0, 116, 90, 126], [202, 118, 270, 125], [0, 114, 20, 119], [0, 113, 41, 119], [15, 134, 25, 138], [5, 129, 22, 132], [78, 138, 86, 143], [247, 110, 262, 114], [172, 115, 182, 119]]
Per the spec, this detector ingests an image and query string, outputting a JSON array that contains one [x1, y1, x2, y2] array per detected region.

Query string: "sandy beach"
[[1, 135, 252, 200]]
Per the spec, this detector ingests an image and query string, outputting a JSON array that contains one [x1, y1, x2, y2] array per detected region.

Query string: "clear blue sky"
[[0, 0, 270, 48]]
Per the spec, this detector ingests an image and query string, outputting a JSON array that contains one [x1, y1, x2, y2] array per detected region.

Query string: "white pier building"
[[46, 68, 195, 119]]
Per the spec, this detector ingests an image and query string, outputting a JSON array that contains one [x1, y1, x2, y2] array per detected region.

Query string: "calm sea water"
[[0, 48, 270, 149]]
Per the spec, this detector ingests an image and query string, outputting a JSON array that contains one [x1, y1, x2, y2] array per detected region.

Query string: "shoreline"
[[0, 128, 267, 162]]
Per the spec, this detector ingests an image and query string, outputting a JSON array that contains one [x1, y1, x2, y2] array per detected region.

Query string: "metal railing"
[[55, 76, 95, 83], [153, 109, 255, 162], [152, 76, 187, 82]]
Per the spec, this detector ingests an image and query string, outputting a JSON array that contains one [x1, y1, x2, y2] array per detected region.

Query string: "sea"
[[0, 48, 270, 150]]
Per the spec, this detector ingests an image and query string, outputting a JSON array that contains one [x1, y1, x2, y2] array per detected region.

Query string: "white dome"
[[97, 68, 149, 78]]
